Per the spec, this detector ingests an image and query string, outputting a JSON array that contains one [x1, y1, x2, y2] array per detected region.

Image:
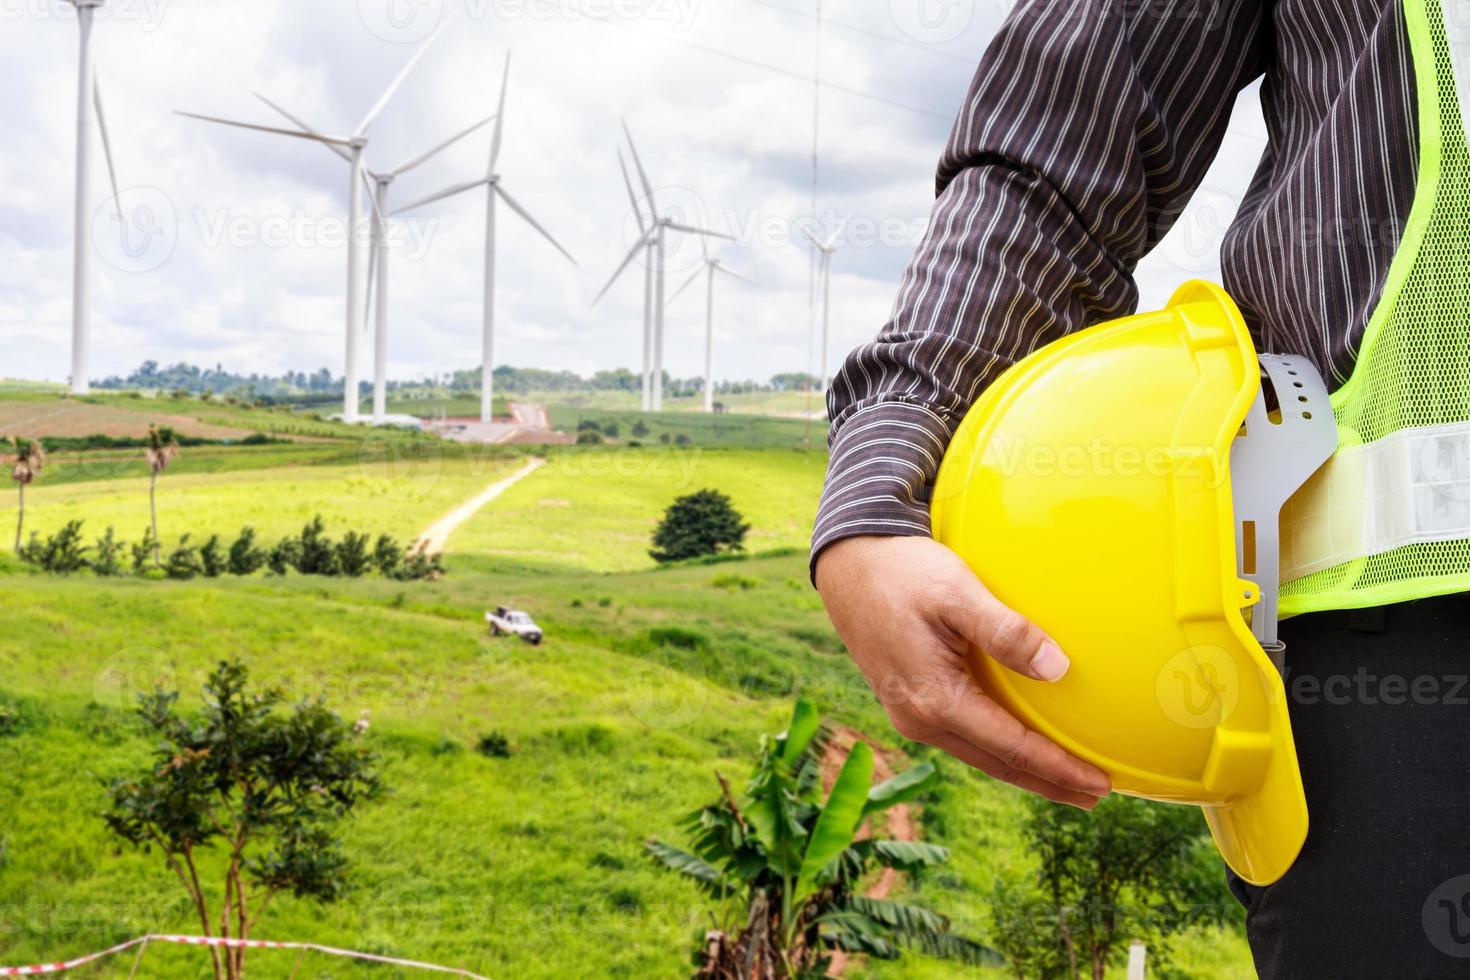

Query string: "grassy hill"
[[0, 432, 1250, 977]]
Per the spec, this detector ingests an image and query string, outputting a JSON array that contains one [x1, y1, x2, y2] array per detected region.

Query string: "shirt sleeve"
[[812, 0, 1271, 570]]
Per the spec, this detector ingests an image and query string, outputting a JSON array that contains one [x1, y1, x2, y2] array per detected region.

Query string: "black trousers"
[[1230, 592, 1470, 978]]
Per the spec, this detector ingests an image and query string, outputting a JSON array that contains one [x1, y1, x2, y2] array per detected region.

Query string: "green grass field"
[[0, 424, 1250, 978]]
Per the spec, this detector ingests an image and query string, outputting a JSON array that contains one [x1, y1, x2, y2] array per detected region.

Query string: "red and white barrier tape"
[[0, 933, 490, 978]]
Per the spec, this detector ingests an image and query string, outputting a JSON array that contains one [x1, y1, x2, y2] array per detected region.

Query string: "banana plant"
[[647, 699, 1000, 978]]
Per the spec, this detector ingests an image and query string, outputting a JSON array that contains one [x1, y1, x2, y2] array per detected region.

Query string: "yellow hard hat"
[[932, 281, 1335, 885]]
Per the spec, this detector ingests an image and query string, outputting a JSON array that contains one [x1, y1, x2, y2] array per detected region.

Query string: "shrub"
[[21, 520, 90, 574], [336, 531, 372, 578], [393, 549, 442, 581], [712, 572, 760, 591], [647, 625, 711, 651], [227, 527, 266, 576], [92, 527, 126, 577], [602, 421, 620, 438], [372, 534, 402, 576], [165, 536, 204, 580], [658, 433, 671, 444], [650, 489, 750, 564], [199, 535, 226, 578], [267, 537, 301, 576], [576, 430, 604, 445], [674, 433, 692, 446], [576, 419, 603, 433], [632, 420, 650, 438], [476, 731, 512, 758], [131, 528, 157, 574], [295, 516, 339, 576]]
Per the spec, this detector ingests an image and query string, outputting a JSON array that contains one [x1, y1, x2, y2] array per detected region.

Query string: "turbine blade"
[[176, 110, 357, 146], [355, 10, 458, 137], [361, 169, 384, 223], [617, 150, 646, 234], [92, 76, 122, 221], [495, 184, 576, 266], [389, 177, 489, 215], [254, 92, 353, 164], [388, 112, 497, 177], [620, 117, 657, 214], [715, 264, 756, 286], [825, 216, 851, 251], [667, 266, 702, 306], [592, 227, 658, 307], [796, 221, 820, 248], [489, 53, 511, 171], [665, 221, 735, 241]]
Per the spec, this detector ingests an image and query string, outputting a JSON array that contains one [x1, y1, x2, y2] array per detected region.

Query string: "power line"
[[591, 14, 953, 121]]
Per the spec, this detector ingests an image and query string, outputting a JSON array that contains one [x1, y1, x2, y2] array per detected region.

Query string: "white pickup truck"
[[486, 606, 544, 645]]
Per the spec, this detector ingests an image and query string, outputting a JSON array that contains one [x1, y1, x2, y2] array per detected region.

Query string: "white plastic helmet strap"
[[1281, 420, 1470, 581]]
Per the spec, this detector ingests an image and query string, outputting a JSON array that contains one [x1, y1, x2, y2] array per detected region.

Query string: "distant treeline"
[[96, 361, 821, 400]]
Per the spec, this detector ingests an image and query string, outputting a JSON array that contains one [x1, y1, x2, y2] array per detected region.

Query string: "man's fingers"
[[937, 682, 1111, 796], [940, 574, 1069, 683], [928, 732, 1102, 810]]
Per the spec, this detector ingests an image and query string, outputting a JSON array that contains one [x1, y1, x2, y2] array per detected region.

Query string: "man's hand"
[[816, 535, 1111, 809]]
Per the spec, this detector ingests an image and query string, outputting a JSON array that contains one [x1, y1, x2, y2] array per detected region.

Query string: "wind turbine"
[[177, 16, 454, 423], [64, 0, 124, 396], [799, 220, 846, 394], [254, 93, 496, 424], [392, 55, 578, 425], [668, 239, 753, 413], [594, 119, 733, 412]]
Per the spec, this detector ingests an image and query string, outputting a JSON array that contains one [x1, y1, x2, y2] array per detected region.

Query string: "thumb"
[[939, 572, 1070, 683]]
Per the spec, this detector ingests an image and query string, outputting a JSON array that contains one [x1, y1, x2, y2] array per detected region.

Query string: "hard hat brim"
[[1203, 698, 1309, 886]]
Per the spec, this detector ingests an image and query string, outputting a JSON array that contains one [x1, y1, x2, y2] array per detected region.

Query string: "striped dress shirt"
[[812, 0, 1418, 565]]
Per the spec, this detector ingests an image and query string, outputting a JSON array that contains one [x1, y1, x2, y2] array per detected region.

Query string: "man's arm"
[[816, 2, 1270, 805]]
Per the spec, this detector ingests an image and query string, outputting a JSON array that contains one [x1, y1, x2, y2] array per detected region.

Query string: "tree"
[[8, 437, 44, 554], [987, 795, 1233, 980], [145, 426, 179, 566], [648, 700, 998, 978], [650, 490, 749, 564], [103, 660, 382, 980]]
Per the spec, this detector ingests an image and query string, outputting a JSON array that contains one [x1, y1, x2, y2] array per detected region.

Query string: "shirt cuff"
[[811, 399, 956, 579]]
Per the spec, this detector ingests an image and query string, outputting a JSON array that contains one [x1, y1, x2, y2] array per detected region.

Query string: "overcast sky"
[[0, 0, 1268, 386]]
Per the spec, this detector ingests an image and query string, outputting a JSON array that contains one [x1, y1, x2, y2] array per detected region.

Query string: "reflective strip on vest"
[[1445, 2, 1470, 146], [1281, 421, 1470, 581]]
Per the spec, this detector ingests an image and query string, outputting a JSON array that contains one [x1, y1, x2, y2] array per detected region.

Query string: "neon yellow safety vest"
[[1278, 0, 1470, 615]]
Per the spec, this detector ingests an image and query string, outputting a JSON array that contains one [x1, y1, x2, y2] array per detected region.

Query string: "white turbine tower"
[[254, 94, 495, 424], [177, 17, 453, 423], [64, 0, 125, 396], [668, 239, 753, 413], [392, 55, 578, 425], [594, 119, 732, 412], [800, 221, 846, 394]]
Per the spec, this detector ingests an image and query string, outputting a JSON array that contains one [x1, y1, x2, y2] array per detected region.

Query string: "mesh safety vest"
[[1278, 0, 1470, 616]]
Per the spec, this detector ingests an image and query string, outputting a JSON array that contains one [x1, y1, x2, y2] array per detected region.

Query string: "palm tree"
[[9, 436, 45, 554], [648, 699, 1000, 977], [145, 425, 179, 566]]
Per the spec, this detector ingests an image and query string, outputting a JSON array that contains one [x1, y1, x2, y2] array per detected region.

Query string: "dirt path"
[[412, 456, 545, 555], [821, 727, 919, 976]]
